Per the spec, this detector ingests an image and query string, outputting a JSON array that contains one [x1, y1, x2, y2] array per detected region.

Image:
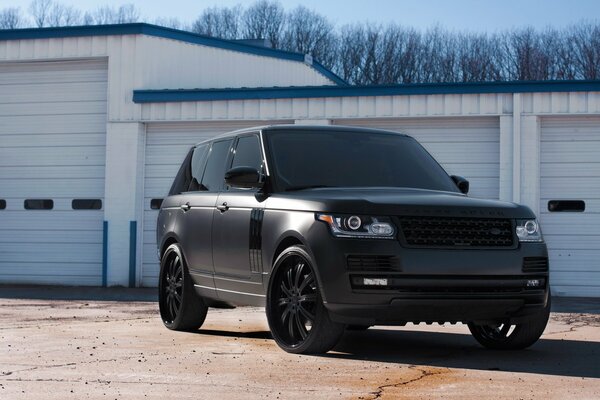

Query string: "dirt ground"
[[0, 288, 598, 399]]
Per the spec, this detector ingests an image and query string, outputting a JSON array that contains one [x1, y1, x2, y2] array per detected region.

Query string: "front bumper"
[[306, 223, 549, 325]]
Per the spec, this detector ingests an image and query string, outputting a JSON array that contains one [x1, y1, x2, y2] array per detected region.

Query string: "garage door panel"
[[144, 145, 195, 164], [0, 59, 107, 286], [1, 243, 102, 263], [0, 146, 105, 167], [0, 212, 103, 230], [544, 234, 600, 250], [0, 230, 102, 244], [540, 117, 600, 297], [0, 133, 106, 148], [0, 166, 105, 180], [0, 178, 105, 198], [0, 101, 107, 117], [540, 177, 600, 198], [418, 142, 499, 164], [0, 114, 107, 135]]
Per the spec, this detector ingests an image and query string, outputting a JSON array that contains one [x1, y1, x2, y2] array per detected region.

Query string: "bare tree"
[[83, 4, 140, 25], [0, 7, 28, 29], [191, 6, 242, 39], [570, 22, 600, 80], [29, 0, 52, 27], [282, 6, 337, 68], [154, 17, 186, 30], [242, 0, 285, 47], [46, 3, 81, 27]]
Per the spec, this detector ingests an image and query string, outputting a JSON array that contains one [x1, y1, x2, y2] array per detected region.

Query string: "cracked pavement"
[[0, 288, 599, 399]]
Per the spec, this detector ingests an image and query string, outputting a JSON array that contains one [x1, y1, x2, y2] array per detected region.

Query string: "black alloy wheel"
[[159, 244, 208, 331], [468, 293, 551, 350], [266, 245, 345, 354]]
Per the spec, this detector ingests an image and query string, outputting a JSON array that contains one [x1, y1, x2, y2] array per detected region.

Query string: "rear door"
[[179, 140, 233, 294]]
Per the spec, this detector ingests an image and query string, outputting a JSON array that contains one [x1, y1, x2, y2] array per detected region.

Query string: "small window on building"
[[24, 199, 53, 210], [548, 200, 585, 212], [150, 198, 163, 210], [72, 199, 102, 210], [0, 200, 6, 210]]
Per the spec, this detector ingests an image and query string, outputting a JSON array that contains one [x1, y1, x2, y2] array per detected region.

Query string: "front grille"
[[398, 216, 514, 248], [522, 257, 549, 273], [347, 255, 400, 271]]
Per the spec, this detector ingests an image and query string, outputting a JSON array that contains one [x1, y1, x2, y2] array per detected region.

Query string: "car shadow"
[[325, 328, 600, 379], [194, 329, 272, 340]]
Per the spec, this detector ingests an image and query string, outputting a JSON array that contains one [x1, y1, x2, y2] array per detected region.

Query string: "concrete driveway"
[[0, 286, 598, 399]]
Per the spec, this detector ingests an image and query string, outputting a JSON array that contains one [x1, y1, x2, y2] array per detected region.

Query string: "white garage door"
[[0, 59, 107, 285], [540, 117, 600, 297], [333, 117, 500, 199], [141, 121, 291, 287]]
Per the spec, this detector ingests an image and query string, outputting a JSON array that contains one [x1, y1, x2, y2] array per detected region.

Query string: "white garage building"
[[1, 24, 599, 297]]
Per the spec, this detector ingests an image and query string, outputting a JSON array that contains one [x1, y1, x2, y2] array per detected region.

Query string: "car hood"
[[265, 187, 535, 219]]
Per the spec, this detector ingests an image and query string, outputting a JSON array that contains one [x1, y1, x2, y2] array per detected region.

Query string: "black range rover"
[[156, 125, 550, 354]]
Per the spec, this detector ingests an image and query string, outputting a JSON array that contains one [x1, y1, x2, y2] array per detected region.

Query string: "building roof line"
[[132, 80, 600, 103], [0, 23, 347, 86]]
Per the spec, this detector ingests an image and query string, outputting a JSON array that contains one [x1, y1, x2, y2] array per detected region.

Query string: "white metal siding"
[[333, 117, 500, 199], [0, 59, 108, 285], [141, 120, 291, 287], [540, 117, 600, 297]]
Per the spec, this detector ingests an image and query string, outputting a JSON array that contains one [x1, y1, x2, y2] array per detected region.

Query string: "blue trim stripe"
[[102, 221, 108, 287], [129, 221, 137, 288], [132, 80, 600, 103], [0, 23, 346, 86]]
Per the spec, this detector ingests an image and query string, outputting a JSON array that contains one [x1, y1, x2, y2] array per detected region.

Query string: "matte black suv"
[[157, 125, 550, 354]]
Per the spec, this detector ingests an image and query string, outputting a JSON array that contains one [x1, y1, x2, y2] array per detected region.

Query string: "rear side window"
[[188, 144, 210, 191], [231, 135, 263, 171], [168, 149, 193, 196], [201, 139, 233, 192]]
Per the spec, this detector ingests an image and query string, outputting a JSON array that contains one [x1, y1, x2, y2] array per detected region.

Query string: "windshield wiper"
[[284, 184, 333, 192]]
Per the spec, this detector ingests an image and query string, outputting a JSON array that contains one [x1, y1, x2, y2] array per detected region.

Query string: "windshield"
[[266, 129, 459, 193]]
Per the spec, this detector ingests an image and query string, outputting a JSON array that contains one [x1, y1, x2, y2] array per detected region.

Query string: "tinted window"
[[169, 149, 193, 195], [266, 130, 458, 192], [25, 199, 53, 210], [189, 144, 209, 191], [72, 199, 102, 210], [232, 135, 263, 171], [201, 139, 233, 192], [0, 200, 5, 210]]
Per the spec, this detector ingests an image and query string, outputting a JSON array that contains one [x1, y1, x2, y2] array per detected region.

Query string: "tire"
[[266, 245, 345, 354], [159, 243, 208, 331], [468, 293, 551, 350]]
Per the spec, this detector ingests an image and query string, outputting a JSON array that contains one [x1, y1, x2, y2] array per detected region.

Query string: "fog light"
[[526, 279, 542, 288], [363, 278, 388, 286]]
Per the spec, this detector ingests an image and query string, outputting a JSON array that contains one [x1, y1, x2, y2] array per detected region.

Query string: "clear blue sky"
[[6, 0, 600, 31]]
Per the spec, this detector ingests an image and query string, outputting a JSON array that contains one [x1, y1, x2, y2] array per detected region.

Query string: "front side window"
[[265, 130, 458, 193], [201, 139, 233, 192], [231, 134, 263, 171]]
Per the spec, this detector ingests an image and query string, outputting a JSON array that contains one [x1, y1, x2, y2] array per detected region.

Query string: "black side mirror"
[[451, 175, 469, 194], [225, 166, 263, 189]]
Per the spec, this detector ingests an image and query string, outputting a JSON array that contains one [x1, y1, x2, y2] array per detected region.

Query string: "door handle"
[[217, 202, 229, 212], [180, 202, 190, 212]]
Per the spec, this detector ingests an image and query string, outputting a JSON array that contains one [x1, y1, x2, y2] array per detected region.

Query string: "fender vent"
[[522, 257, 549, 273], [347, 255, 400, 271], [249, 209, 264, 273]]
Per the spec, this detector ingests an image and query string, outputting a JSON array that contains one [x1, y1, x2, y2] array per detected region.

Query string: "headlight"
[[316, 214, 396, 239], [516, 219, 543, 242]]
